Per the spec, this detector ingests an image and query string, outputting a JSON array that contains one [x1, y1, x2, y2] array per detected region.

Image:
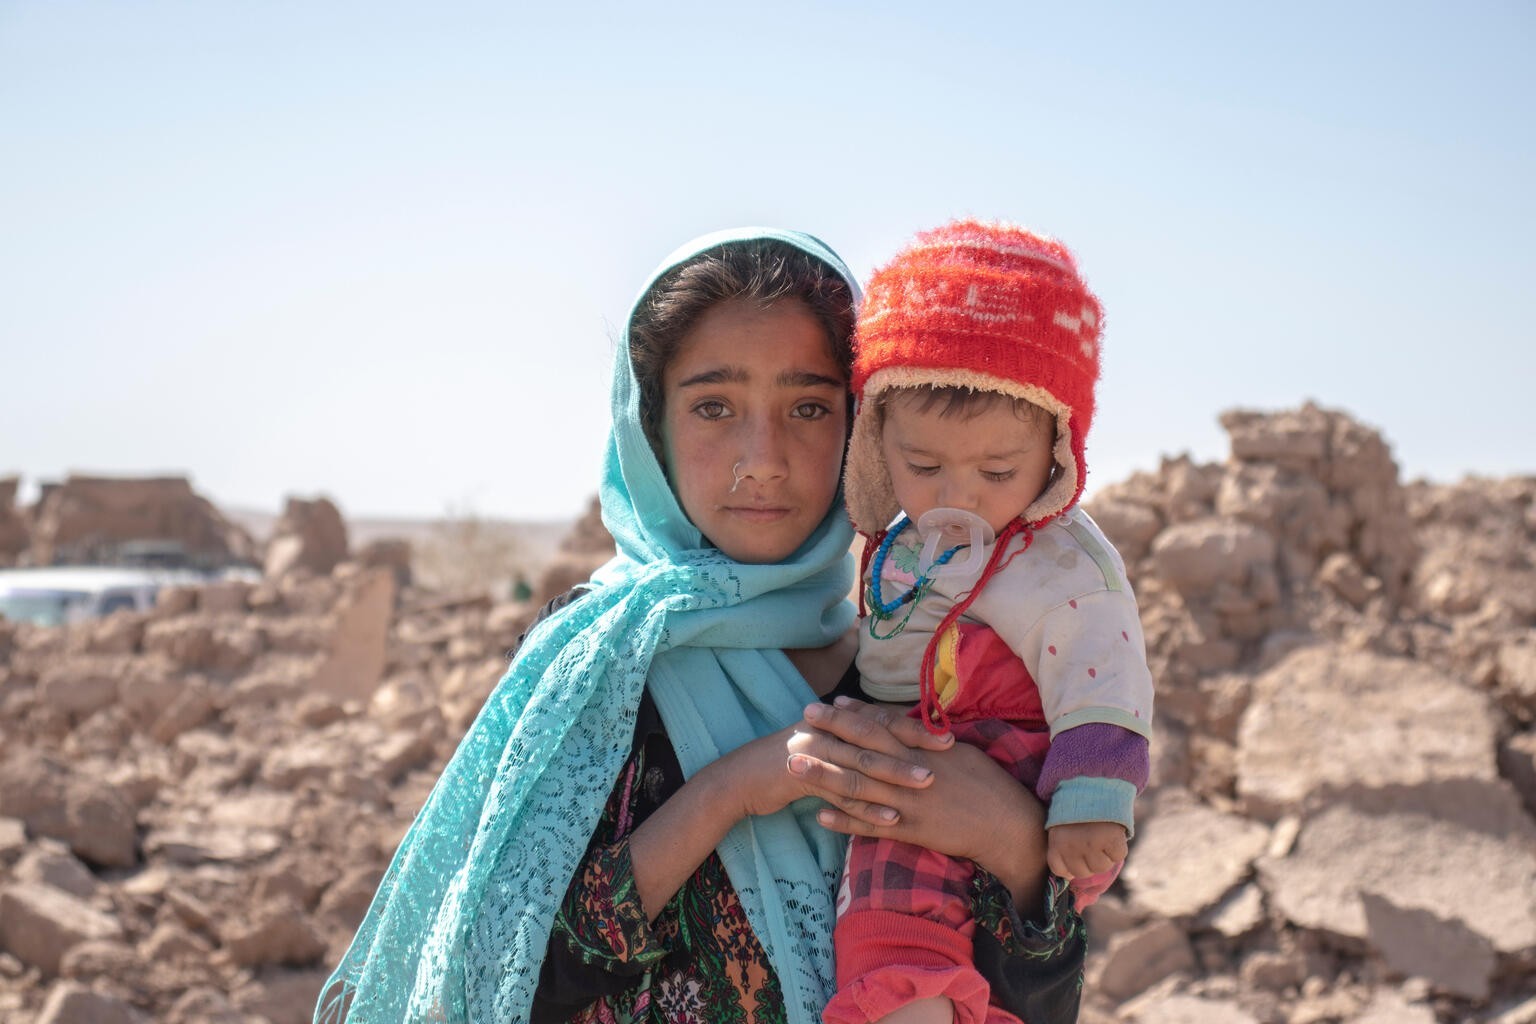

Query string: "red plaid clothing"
[[827, 627, 1117, 1024]]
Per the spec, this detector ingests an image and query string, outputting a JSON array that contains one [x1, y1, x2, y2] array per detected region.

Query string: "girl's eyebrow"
[[777, 369, 844, 389], [676, 367, 748, 388], [675, 367, 844, 389]]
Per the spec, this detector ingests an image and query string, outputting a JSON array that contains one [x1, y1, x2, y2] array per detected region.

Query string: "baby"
[[826, 220, 1154, 1024]]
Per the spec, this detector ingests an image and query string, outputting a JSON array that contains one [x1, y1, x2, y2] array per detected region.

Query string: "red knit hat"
[[844, 219, 1103, 535]]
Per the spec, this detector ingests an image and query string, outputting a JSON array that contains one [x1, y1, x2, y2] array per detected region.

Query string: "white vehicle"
[[0, 566, 217, 626]]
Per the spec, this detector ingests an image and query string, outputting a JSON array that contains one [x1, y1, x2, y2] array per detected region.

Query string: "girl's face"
[[659, 298, 848, 564]]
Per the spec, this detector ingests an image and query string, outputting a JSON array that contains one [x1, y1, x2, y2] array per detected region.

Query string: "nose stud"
[[731, 461, 746, 493]]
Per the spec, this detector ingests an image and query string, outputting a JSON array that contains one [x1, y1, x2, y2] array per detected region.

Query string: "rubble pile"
[[0, 475, 258, 569], [0, 404, 1533, 1023], [1080, 404, 1536, 1024], [0, 557, 570, 1023]]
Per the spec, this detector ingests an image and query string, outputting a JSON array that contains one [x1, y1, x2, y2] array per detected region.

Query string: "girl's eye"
[[982, 469, 1018, 482], [693, 400, 729, 420], [792, 401, 831, 421], [906, 463, 940, 477]]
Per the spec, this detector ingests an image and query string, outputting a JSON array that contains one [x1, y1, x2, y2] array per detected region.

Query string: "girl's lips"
[[723, 506, 792, 522]]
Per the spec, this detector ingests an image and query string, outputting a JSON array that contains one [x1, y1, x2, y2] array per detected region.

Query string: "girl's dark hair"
[[628, 238, 856, 453]]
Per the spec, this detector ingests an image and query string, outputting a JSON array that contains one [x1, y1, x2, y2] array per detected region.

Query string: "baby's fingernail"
[[805, 703, 827, 720], [833, 695, 858, 708], [879, 807, 898, 822], [910, 766, 932, 781], [818, 810, 836, 826], [788, 755, 810, 775]]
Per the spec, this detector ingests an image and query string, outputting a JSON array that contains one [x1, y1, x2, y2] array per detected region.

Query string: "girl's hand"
[[706, 697, 952, 825], [794, 697, 1050, 906]]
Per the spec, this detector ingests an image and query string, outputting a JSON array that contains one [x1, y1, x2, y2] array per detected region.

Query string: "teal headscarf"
[[315, 228, 861, 1024]]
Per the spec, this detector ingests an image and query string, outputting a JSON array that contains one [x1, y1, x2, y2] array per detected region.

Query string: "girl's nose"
[[734, 419, 789, 484]]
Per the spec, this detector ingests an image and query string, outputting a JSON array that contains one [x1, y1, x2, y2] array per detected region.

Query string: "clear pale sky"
[[3, 2, 1532, 521]]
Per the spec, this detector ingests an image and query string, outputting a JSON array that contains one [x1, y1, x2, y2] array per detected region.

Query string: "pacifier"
[[914, 507, 995, 579]]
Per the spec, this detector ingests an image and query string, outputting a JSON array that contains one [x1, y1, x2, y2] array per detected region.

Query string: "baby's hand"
[[1046, 821, 1128, 880]]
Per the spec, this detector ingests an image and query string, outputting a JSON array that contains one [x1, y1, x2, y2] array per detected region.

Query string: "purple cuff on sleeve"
[[1036, 723, 1149, 800]]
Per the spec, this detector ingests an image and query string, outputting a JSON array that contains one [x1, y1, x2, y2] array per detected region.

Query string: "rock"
[[262, 740, 337, 790], [57, 939, 137, 981], [356, 537, 413, 588], [1121, 993, 1259, 1024], [34, 981, 145, 1024], [1360, 890, 1496, 1000], [1259, 804, 1536, 955], [116, 658, 182, 728], [143, 824, 282, 866], [1122, 790, 1271, 919], [149, 680, 217, 744], [197, 579, 251, 615], [1352, 989, 1438, 1024], [0, 815, 26, 861], [1498, 638, 1536, 712], [294, 692, 347, 728], [1221, 408, 1329, 467], [316, 865, 383, 933], [1501, 730, 1536, 817], [163, 889, 216, 931], [219, 899, 328, 968], [0, 757, 137, 868], [139, 922, 211, 962], [375, 729, 435, 783], [25, 474, 256, 567], [1150, 519, 1277, 595], [1316, 552, 1379, 609], [0, 475, 28, 562], [1202, 883, 1265, 938], [153, 585, 198, 617], [1084, 499, 1163, 563], [1490, 994, 1536, 1024], [1237, 949, 1304, 992], [76, 612, 144, 655], [14, 841, 98, 898], [37, 658, 122, 719], [142, 619, 217, 670], [165, 987, 259, 1024], [264, 496, 348, 579], [1236, 644, 1506, 821], [309, 568, 395, 702], [1091, 919, 1197, 1002], [231, 967, 332, 1024], [0, 882, 124, 976]]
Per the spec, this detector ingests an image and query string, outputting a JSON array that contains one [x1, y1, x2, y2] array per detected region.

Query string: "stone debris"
[[33, 981, 145, 1024], [0, 882, 125, 977], [1120, 789, 1271, 920], [1, 404, 1535, 1022], [19, 474, 257, 568], [263, 496, 349, 580], [1235, 645, 1504, 821], [0, 477, 29, 565]]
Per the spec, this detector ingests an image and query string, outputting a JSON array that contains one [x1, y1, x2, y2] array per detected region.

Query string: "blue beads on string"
[[866, 516, 963, 637]]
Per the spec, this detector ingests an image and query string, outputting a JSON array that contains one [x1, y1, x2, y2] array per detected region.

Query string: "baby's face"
[[879, 393, 1056, 536]]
